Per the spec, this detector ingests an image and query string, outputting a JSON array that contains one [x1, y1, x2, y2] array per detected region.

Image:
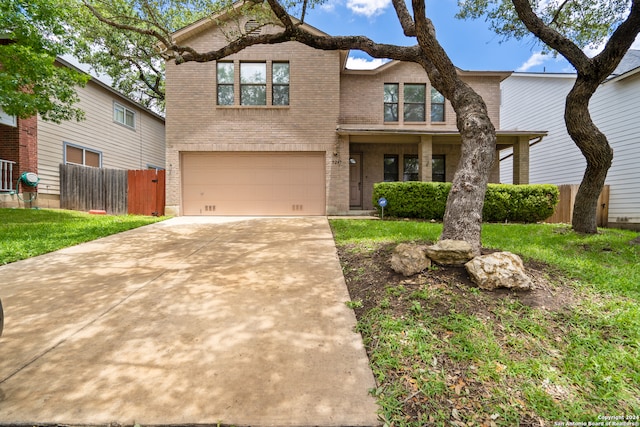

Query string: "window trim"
[[113, 102, 136, 129], [64, 142, 102, 168], [217, 60, 291, 108]]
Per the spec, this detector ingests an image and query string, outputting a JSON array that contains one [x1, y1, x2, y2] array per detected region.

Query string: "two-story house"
[[500, 50, 640, 231], [0, 57, 166, 209], [164, 11, 543, 216]]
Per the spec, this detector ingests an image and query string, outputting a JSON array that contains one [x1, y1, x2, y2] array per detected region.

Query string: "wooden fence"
[[60, 164, 165, 216], [545, 184, 610, 227]]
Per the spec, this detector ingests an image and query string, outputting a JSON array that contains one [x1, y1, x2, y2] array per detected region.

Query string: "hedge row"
[[372, 182, 559, 223]]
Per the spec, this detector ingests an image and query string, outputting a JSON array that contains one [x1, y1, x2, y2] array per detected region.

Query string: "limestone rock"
[[465, 252, 533, 291], [391, 243, 431, 277], [424, 239, 475, 266]]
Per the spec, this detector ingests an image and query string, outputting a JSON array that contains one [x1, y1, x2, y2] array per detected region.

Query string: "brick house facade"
[[165, 13, 543, 216]]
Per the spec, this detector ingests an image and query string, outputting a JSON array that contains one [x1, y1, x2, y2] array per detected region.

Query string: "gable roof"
[[55, 57, 165, 122], [608, 49, 640, 82]]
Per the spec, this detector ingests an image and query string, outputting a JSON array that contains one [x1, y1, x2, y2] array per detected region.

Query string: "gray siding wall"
[[37, 80, 166, 196], [501, 72, 640, 226]]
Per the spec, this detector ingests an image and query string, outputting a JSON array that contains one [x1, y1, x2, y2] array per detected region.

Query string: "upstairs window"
[[384, 83, 399, 122], [431, 88, 445, 122], [272, 62, 290, 106], [404, 84, 426, 122], [217, 62, 235, 105], [240, 62, 267, 105], [114, 102, 135, 129]]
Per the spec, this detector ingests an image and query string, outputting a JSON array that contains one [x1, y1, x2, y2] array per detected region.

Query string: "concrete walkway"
[[0, 217, 380, 426]]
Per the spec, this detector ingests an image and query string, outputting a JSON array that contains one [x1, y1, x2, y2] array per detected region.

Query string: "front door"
[[349, 153, 362, 208]]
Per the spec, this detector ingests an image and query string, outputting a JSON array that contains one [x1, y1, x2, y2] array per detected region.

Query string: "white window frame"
[[64, 142, 102, 168], [113, 102, 136, 129]]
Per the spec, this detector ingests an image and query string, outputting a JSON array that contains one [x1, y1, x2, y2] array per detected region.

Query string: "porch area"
[[338, 128, 545, 211]]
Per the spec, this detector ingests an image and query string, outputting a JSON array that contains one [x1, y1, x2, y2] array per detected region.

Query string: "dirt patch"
[[337, 241, 580, 426], [339, 241, 576, 320]]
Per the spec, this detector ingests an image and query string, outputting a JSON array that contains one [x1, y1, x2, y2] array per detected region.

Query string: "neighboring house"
[[0, 57, 166, 209], [500, 49, 640, 230], [164, 10, 543, 216]]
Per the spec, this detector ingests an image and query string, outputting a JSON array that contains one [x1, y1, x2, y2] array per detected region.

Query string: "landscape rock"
[[465, 252, 533, 291], [391, 243, 431, 277], [424, 239, 475, 266]]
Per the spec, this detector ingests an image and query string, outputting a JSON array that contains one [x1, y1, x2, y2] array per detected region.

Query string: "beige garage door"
[[182, 152, 326, 215]]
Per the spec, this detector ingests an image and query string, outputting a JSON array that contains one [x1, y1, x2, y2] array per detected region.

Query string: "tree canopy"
[[459, 0, 640, 234], [0, 0, 89, 122]]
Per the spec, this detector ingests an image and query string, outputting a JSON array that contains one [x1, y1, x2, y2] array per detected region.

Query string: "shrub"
[[372, 182, 559, 223]]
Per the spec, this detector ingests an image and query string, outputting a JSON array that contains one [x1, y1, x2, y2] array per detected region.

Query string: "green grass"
[[0, 208, 167, 264], [331, 219, 640, 425]]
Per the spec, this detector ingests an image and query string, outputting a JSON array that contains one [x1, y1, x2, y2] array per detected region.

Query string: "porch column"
[[512, 136, 530, 185], [418, 135, 433, 182]]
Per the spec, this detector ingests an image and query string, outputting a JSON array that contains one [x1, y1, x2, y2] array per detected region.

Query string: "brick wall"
[[0, 116, 38, 192], [165, 19, 345, 214]]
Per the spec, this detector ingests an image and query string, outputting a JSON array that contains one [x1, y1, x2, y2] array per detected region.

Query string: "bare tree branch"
[[510, 0, 592, 72], [392, 0, 416, 37]]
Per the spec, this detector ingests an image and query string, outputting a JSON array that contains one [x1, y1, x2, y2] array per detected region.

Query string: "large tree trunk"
[[566, 78, 613, 234], [440, 88, 496, 255]]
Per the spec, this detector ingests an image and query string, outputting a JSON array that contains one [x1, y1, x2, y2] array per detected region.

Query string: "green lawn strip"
[[330, 219, 640, 424], [0, 208, 167, 264]]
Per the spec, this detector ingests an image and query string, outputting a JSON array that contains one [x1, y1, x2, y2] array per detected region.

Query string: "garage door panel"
[[182, 152, 326, 216]]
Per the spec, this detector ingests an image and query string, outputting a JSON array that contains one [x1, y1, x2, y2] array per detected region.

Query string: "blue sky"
[[301, 0, 640, 72]]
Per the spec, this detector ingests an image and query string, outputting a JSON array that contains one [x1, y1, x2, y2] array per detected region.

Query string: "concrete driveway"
[[0, 217, 380, 426]]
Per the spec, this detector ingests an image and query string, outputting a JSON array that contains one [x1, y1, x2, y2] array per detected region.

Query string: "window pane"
[[431, 88, 445, 104], [431, 88, 445, 122], [384, 104, 398, 122], [66, 146, 83, 164], [85, 151, 100, 167], [404, 104, 425, 122], [383, 155, 399, 182], [404, 84, 425, 103], [241, 85, 267, 105], [241, 63, 266, 84], [272, 63, 289, 84], [403, 155, 419, 181], [114, 105, 124, 123], [273, 85, 289, 105], [125, 110, 135, 127], [218, 85, 234, 105], [432, 155, 446, 182], [384, 84, 398, 103], [217, 63, 234, 83], [431, 104, 445, 122]]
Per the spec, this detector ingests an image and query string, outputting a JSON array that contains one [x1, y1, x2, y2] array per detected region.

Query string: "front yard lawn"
[[330, 219, 640, 426], [0, 208, 167, 265]]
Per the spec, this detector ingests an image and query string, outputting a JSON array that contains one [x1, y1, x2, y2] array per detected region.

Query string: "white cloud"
[[346, 0, 391, 17], [516, 51, 547, 72], [319, 0, 339, 13], [631, 33, 640, 50], [346, 56, 389, 70]]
